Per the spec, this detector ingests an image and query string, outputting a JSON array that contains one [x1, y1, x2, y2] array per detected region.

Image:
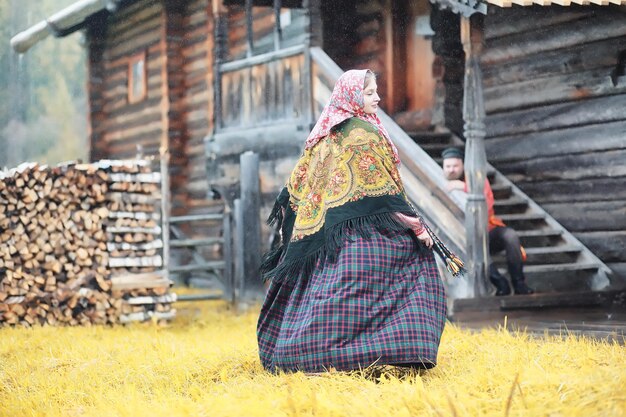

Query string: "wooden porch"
[[452, 289, 626, 342]]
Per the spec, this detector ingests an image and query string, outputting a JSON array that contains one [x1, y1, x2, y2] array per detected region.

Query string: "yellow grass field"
[[1, 297, 625, 417]]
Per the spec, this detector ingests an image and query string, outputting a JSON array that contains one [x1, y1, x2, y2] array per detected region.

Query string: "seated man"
[[441, 147, 534, 295]]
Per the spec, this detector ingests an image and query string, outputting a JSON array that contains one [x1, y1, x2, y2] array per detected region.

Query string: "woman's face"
[[362, 78, 380, 114]]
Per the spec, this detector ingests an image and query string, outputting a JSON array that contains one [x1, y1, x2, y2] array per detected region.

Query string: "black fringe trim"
[[267, 199, 284, 228]]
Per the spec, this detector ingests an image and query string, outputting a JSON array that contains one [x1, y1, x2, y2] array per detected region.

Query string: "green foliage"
[[0, 0, 87, 168]]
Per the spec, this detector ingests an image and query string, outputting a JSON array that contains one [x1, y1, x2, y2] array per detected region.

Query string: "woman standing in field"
[[257, 69, 461, 373]]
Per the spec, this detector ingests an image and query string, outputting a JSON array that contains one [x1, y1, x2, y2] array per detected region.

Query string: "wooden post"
[[160, 148, 171, 279], [213, 0, 226, 131], [273, 0, 282, 51], [461, 16, 489, 297], [239, 152, 264, 299], [302, 0, 314, 128], [245, 0, 254, 58], [233, 198, 244, 303], [222, 205, 235, 305]]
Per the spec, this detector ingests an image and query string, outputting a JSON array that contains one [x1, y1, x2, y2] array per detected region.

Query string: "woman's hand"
[[396, 213, 433, 248], [416, 229, 433, 249]]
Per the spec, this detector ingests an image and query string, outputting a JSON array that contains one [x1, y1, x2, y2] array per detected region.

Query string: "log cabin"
[[10, 0, 626, 319]]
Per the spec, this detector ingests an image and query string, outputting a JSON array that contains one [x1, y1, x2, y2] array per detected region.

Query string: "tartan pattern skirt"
[[257, 226, 447, 373]]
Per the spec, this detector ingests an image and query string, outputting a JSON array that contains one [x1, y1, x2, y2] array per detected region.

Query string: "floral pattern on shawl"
[[304, 69, 400, 165], [288, 120, 404, 241]]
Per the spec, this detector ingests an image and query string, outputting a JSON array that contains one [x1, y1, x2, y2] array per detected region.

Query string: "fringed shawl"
[[261, 118, 418, 283]]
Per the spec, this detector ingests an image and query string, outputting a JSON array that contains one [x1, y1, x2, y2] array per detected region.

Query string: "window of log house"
[[128, 52, 147, 104]]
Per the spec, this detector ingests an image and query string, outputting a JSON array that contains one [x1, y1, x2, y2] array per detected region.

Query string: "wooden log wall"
[[430, 8, 464, 137], [320, 0, 391, 106], [86, 0, 218, 219], [224, 5, 311, 60], [226, 6, 276, 60], [177, 0, 217, 215], [481, 6, 626, 278], [93, 0, 165, 159]]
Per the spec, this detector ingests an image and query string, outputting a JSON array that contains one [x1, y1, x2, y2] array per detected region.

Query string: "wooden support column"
[[273, 0, 282, 51], [222, 205, 234, 305], [213, 0, 227, 131], [239, 151, 263, 299], [302, 0, 314, 128], [461, 16, 489, 297], [160, 148, 171, 278], [245, 0, 254, 58]]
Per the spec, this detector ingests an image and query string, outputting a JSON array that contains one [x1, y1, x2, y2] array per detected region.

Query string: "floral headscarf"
[[304, 69, 400, 164]]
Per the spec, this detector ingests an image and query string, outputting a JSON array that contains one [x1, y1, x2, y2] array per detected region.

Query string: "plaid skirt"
[[257, 226, 447, 373]]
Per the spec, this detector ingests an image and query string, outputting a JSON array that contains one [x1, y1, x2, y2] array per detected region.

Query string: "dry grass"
[[1, 296, 625, 417]]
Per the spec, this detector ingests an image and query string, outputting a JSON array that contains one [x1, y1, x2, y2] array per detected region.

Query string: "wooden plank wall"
[[481, 6, 626, 278], [220, 55, 305, 128], [87, 0, 216, 217]]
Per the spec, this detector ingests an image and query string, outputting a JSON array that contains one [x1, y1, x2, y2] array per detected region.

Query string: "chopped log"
[[119, 310, 176, 324], [110, 272, 171, 290]]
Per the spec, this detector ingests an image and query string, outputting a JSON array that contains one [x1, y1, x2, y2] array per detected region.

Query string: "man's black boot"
[[489, 275, 511, 296], [513, 281, 534, 295]]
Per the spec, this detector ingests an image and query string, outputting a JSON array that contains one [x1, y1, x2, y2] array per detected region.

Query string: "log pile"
[[0, 160, 175, 326]]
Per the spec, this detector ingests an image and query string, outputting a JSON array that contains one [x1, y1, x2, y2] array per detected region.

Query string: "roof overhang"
[[222, 0, 304, 6], [431, 0, 626, 17], [10, 0, 124, 54]]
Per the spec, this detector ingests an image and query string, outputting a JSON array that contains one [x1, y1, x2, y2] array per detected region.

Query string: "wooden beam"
[[219, 44, 305, 72], [486, 0, 513, 6], [169, 213, 224, 223]]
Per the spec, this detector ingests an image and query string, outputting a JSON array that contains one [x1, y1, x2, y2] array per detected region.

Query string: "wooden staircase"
[[404, 128, 615, 294]]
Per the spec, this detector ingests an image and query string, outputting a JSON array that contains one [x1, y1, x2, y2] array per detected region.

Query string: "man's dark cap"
[[441, 147, 464, 160]]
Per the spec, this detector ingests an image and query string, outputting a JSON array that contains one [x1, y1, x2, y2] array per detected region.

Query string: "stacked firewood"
[[0, 160, 175, 326], [102, 160, 175, 323]]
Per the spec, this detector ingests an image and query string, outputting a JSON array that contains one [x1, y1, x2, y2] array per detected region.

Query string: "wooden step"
[[516, 229, 564, 247], [405, 131, 453, 144], [453, 290, 615, 313], [498, 213, 547, 230], [491, 183, 512, 199], [493, 196, 528, 214], [418, 143, 456, 158], [521, 262, 601, 293], [493, 244, 581, 266]]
